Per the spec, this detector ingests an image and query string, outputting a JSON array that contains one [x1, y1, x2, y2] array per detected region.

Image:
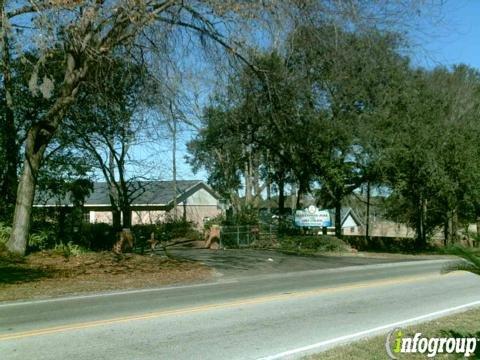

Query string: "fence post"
[[237, 225, 240, 247]]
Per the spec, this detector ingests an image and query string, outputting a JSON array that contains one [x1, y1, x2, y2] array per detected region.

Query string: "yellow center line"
[[0, 272, 464, 341]]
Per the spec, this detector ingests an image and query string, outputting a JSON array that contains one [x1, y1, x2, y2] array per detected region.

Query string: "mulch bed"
[[0, 251, 213, 302]]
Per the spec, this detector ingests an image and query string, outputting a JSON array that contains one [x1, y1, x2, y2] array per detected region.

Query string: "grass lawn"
[[307, 307, 480, 359], [0, 251, 213, 302]]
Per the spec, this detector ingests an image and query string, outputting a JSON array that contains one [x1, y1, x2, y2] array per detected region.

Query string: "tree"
[[381, 65, 480, 249], [187, 104, 245, 210], [67, 57, 147, 230], [187, 51, 319, 213], [4, 0, 278, 255], [287, 25, 412, 236], [0, 4, 17, 220], [3, 1, 443, 254]]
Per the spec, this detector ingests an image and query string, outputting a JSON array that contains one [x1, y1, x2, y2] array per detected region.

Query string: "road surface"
[[1, 259, 479, 359]]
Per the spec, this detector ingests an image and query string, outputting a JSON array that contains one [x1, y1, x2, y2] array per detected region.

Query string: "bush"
[[203, 214, 225, 230], [53, 241, 89, 258], [233, 208, 259, 225], [0, 222, 11, 254], [441, 245, 480, 276], [1, 221, 59, 253], [279, 235, 351, 254], [343, 235, 418, 252], [78, 223, 117, 251], [28, 226, 57, 251], [221, 207, 259, 226], [132, 220, 202, 248], [163, 219, 201, 240], [0, 222, 11, 244]]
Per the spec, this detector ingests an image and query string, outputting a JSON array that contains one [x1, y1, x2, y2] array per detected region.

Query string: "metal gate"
[[219, 224, 278, 248]]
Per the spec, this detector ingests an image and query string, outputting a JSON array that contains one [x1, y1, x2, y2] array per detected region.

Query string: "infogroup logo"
[[385, 328, 478, 359]]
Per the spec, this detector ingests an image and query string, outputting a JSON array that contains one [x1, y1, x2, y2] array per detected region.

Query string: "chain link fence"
[[219, 224, 278, 248]]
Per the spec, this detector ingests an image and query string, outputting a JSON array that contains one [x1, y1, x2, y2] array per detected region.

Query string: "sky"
[[411, 0, 480, 69], [153, 0, 480, 183]]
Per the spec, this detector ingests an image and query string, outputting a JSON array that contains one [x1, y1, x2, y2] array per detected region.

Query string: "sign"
[[294, 206, 331, 227]]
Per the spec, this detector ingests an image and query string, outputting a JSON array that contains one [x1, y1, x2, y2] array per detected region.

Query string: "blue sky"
[[412, 0, 480, 69], [165, 0, 480, 183]]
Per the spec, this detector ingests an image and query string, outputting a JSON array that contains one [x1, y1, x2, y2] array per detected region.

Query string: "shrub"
[[53, 241, 89, 258], [131, 224, 164, 251], [78, 223, 116, 251], [0, 222, 11, 244], [163, 219, 201, 240], [441, 245, 480, 276], [28, 227, 57, 251], [233, 208, 259, 225], [279, 235, 351, 254], [0, 222, 11, 254], [132, 220, 202, 248], [203, 214, 225, 230], [1, 221, 59, 253], [343, 235, 418, 252]]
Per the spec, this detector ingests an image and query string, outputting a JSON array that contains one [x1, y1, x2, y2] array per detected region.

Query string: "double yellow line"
[[0, 272, 463, 341]]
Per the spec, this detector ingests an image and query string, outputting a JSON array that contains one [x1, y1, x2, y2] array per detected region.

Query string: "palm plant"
[[442, 246, 480, 276]]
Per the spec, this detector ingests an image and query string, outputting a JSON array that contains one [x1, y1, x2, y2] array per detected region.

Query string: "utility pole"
[[169, 101, 178, 220]]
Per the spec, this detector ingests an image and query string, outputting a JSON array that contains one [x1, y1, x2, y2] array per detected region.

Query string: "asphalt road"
[[1, 259, 480, 359]]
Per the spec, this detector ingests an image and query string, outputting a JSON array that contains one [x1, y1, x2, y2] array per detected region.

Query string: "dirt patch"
[[0, 251, 213, 302]]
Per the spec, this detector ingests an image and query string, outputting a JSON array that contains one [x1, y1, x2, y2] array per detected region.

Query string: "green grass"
[[279, 235, 352, 255], [307, 307, 480, 359]]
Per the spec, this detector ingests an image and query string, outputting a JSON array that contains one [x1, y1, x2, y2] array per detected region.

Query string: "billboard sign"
[[294, 205, 331, 227]]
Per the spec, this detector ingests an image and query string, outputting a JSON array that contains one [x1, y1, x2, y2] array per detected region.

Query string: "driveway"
[[168, 248, 436, 278]]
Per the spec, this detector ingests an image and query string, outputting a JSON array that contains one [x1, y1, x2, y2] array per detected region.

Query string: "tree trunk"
[[112, 207, 121, 231], [266, 176, 271, 212], [278, 178, 285, 215], [0, 10, 18, 220], [296, 182, 303, 210], [244, 159, 252, 207], [415, 198, 427, 250], [290, 183, 297, 210], [7, 43, 92, 256], [476, 216, 480, 241], [450, 208, 458, 243], [365, 181, 371, 242], [443, 218, 449, 247], [58, 207, 66, 242], [0, 95, 17, 219], [108, 149, 122, 231], [122, 205, 132, 228], [183, 200, 187, 222], [7, 127, 48, 255], [171, 112, 177, 220], [335, 200, 342, 238], [118, 173, 131, 229]]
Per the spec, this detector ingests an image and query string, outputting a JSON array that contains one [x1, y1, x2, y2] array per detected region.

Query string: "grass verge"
[[307, 307, 480, 359], [0, 251, 213, 302], [278, 235, 355, 256]]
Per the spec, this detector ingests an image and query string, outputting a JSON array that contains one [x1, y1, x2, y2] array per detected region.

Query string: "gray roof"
[[35, 180, 218, 207]]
